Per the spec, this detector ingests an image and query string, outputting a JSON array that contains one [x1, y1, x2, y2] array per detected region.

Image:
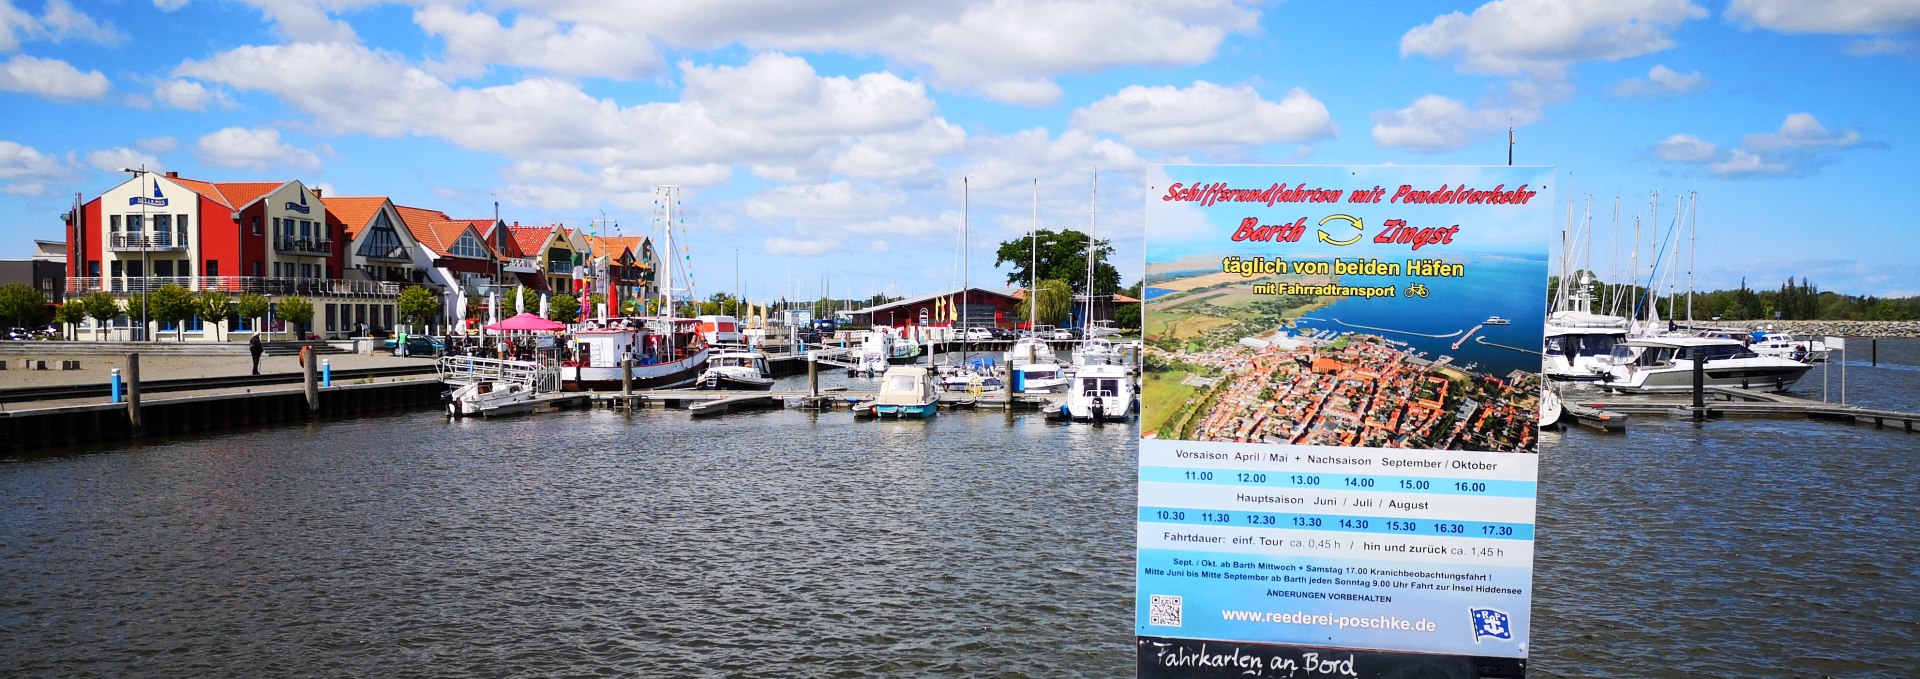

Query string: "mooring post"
[[111, 368, 123, 404], [304, 351, 319, 411], [621, 358, 633, 408], [1692, 356, 1705, 422], [125, 353, 142, 433], [322, 358, 331, 388], [1871, 337, 1877, 367], [808, 351, 819, 398]]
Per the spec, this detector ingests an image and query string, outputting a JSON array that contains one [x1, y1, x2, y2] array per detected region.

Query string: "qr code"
[[1149, 594, 1182, 627]]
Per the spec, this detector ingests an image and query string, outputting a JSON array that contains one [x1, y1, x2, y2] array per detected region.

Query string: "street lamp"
[[119, 166, 149, 341]]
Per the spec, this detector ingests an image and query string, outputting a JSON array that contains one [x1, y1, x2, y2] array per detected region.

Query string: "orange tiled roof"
[[393, 205, 455, 255], [505, 226, 552, 258], [216, 182, 284, 210], [583, 234, 646, 259], [318, 196, 389, 237]]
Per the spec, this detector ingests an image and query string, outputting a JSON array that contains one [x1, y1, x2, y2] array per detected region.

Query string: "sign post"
[[1138, 165, 1552, 678]]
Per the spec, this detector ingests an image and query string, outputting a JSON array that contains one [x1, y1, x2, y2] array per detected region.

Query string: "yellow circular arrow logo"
[[1317, 214, 1364, 246]]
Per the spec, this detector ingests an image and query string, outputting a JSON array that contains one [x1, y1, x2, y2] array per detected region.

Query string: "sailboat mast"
[[1086, 168, 1098, 334], [961, 177, 969, 366], [1031, 179, 1038, 330], [1687, 192, 1697, 325]]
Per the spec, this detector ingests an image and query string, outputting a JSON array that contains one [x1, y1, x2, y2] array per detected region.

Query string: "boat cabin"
[[875, 366, 937, 406], [569, 318, 705, 368]]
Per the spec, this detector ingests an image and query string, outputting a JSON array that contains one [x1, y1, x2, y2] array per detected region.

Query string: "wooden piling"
[[303, 351, 319, 411], [125, 353, 142, 434], [1692, 358, 1706, 421]]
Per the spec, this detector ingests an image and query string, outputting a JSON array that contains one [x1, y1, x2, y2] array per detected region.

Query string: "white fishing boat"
[[699, 347, 773, 390], [1049, 363, 1134, 422], [563, 319, 710, 390], [1071, 337, 1121, 366], [858, 366, 940, 419], [437, 355, 544, 418], [1010, 362, 1069, 393], [849, 327, 920, 376], [1599, 336, 1812, 393]]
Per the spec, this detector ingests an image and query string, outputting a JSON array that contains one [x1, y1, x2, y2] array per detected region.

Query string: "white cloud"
[[468, 0, 1260, 106], [1370, 94, 1512, 152], [1726, 0, 1920, 34], [153, 78, 231, 111], [0, 0, 122, 51], [763, 236, 840, 257], [85, 147, 162, 173], [1072, 82, 1338, 152], [137, 136, 178, 153], [744, 181, 905, 221], [0, 139, 73, 195], [1651, 133, 1716, 162], [0, 54, 110, 100], [1740, 112, 1861, 151], [828, 118, 967, 181], [1403, 0, 1706, 74], [868, 240, 891, 253], [234, 0, 364, 43], [1611, 65, 1708, 96], [153, 0, 190, 11], [1709, 149, 1788, 176], [414, 5, 662, 80], [1845, 37, 1913, 56], [194, 127, 323, 173]]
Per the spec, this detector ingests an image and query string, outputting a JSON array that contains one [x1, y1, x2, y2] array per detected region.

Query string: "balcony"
[[66, 275, 403, 298], [501, 257, 539, 273], [275, 237, 333, 256], [109, 233, 188, 252]]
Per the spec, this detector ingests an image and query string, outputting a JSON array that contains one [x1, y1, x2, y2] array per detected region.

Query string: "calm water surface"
[[4, 345, 1918, 677]]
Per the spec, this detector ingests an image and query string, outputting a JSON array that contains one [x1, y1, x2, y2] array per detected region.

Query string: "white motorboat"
[[1051, 363, 1135, 421], [1010, 362, 1069, 393], [1005, 336, 1057, 367], [1748, 330, 1828, 363], [1544, 310, 1630, 381], [1599, 336, 1812, 393], [849, 327, 920, 376], [438, 355, 544, 418], [859, 366, 940, 419], [699, 347, 774, 390], [1539, 386, 1562, 429], [1072, 337, 1121, 366], [939, 357, 1003, 392], [1484, 316, 1511, 325], [1087, 320, 1124, 338]]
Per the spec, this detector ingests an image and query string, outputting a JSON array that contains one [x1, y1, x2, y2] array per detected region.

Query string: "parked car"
[[383, 335, 445, 356], [989, 327, 1017, 340], [961, 326, 994, 341], [1051, 327, 1077, 340]]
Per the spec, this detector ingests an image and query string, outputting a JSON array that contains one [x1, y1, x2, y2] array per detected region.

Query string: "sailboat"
[[1008, 179, 1061, 370]]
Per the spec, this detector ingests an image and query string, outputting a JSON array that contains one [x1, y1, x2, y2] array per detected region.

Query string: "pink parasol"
[[485, 312, 567, 332]]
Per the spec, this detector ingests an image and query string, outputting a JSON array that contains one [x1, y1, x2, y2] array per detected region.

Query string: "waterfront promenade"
[[0, 350, 431, 389]]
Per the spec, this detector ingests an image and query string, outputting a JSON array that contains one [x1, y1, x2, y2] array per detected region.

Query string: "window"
[[272, 217, 281, 238], [154, 214, 171, 239], [449, 231, 488, 258], [127, 214, 143, 234], [252, 217, 261, 235], [252, 261, 262, 277], [356, 212, 407, 259], [205, 260, 218, 277], [110, 260, 123, 278], [156, 260, 173, 277], [326, 304, 336, 332], [110, 214, 121, 234], [88, 261, 99, 277]]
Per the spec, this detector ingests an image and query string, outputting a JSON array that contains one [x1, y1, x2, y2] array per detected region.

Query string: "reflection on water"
[[2, 341, 1916, 676]]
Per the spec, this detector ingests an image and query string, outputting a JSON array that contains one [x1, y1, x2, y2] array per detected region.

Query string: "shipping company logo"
[[1469, 607, 1512, 643], [285, 192, 312, 214], [129, 182, 168, 208]]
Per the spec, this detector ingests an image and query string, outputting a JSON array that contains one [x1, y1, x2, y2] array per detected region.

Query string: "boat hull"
[[1602, 363, 1812, 393], [873, 402, 938, 418], [700, 372, 775, 391], [561, 350, 709, 391]]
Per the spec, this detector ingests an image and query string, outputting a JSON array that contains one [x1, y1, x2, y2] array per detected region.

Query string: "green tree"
[[80, 291, 120, 340], [396, 286, 441, 331], [55, 302, 87, 339], [550, 293, 580, 323], [516, 286, 542, 316], [587, 293, 605, 319], [993, 229, 1121, 297], [1018, 278, 1073, 327], [123, 291, 147, 339], [278, 295, 314, 339], [149, 283, 198, 341], [198, 290, 233, 342], [236, 293, 270, 336], [0, 283, 46, 329], [1114, 302, 1141, 333]]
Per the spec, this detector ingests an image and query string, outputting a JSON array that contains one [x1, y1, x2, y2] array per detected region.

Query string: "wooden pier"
[[1565, 386, 1918, 434]]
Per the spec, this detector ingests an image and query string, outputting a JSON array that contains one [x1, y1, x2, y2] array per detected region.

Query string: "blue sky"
[[2, 0, 1916, 300]]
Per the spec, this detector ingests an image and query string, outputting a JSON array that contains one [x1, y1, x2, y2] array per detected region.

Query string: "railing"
[[275, 237, 332, 255], [501, 257, 539, 273], [65, 276, 405, 297], [108, 233, 188, 251], [437, 355, 549, 387]]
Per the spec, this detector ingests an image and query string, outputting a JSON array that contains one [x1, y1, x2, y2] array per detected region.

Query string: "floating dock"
[[1568, 386, 1918, 434]]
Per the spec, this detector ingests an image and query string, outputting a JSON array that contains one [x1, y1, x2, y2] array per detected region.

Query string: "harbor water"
[[4, 346, 1918, 677]]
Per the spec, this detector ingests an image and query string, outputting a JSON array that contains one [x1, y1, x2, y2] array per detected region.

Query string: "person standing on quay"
[[249, 334, 264, 375]]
